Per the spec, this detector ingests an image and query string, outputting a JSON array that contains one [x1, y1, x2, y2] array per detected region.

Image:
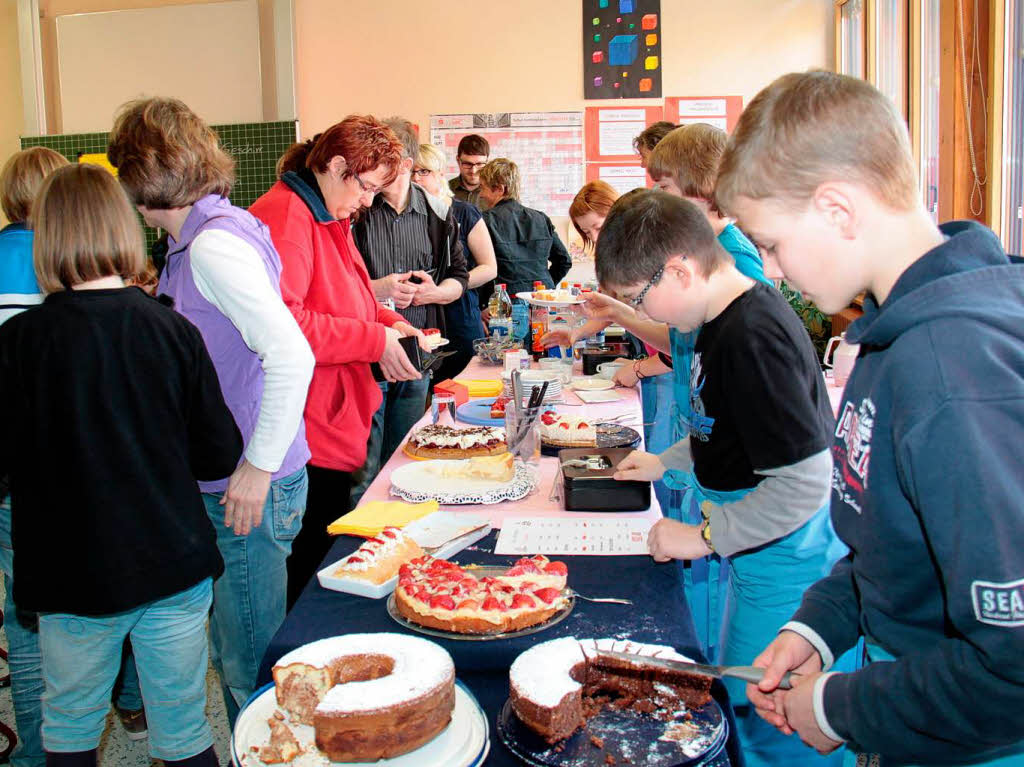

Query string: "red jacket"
[[250, 174, 403, 472]]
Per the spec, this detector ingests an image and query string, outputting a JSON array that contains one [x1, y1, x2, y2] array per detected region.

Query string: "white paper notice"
[[675, 99, 727, 117], [597, 109, 648, 156], [598, 165, 648, 196], [678, 116, 728, 131], [495, 517, 653, 556]]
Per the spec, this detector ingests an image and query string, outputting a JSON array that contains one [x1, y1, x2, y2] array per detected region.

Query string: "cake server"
[[594, 649, 797, 689]]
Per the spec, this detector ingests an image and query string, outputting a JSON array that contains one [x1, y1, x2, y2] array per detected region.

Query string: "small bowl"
[[473, 336, 521, 365]]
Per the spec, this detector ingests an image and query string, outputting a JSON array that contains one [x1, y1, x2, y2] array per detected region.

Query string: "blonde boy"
[[717, 70, 1024, 765]]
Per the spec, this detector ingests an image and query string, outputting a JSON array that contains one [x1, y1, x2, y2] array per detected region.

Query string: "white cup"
[[597, 361, 625, 380]]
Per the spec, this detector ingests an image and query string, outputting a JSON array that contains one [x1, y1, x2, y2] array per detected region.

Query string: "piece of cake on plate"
[[330, 527, 424, 585], [540, 410, 597, 447], [405, 424, 506, 459]]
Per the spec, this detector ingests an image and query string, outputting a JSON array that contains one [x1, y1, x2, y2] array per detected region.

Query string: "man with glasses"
[[448, 134, 490, 207], [351, 117, 468, 504]]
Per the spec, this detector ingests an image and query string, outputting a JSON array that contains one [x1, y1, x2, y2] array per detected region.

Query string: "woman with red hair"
[[251, 116, 425, 606]]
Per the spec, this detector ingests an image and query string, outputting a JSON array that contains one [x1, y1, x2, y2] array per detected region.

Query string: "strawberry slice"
[[577, 422, 590, 429], [543, 561, 568, 576], [346, 556, 363, 564], [456, 599, 479, 610], [512, 557, 541, 573], [511, 593, 536, 609], [540, 412, 558, 425], [398, 563, 412, 577], [482, 596, 502, 611], [381, 528, 398, 539], [429, 594, 455, 610], [559, 422, 570, 429], [366, 537, 384, 545], [533, 588, 562, 605]]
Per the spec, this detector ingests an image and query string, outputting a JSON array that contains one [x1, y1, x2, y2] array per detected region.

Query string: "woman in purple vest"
[[108, 98, 315, 725]]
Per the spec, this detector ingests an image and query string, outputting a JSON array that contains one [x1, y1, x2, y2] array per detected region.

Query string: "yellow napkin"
[[454, 379, 504, 398], [326, 499, 439, 537]]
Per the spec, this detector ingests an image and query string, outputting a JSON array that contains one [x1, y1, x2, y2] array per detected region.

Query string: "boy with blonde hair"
[[603, 190, 846, 767], [717, 70, 1024, 766]]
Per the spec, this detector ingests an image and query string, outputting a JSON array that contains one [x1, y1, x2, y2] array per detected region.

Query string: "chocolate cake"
[[509, 637, 712, 743]]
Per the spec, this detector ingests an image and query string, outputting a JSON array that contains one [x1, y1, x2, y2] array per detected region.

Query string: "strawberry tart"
[[509, 637, 713, 743], [540, 410, 597, 447], [271, 633, 455, 761], [394, 554, 570, 634], [405, 424, 507, 459], [330, 527, 423, 585]]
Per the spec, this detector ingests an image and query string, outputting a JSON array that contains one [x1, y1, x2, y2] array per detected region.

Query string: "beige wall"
[[294, 0, 834, 137], [37, 0, 279, 133], [1, 0, 26, 227]]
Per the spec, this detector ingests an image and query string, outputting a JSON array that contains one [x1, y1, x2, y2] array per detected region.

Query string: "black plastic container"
[[581, 343, 632, 375], [560, 447, 651, 511]]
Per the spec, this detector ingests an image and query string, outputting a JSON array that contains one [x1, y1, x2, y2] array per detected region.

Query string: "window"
[[837, 0, 867, 77], [918, 0, 942, 221], [1002, 0, 1023, 253], [875, 1, 909, 117]]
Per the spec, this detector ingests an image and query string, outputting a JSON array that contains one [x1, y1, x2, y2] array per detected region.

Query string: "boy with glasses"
[[448, 134, 489, 207], [719, 71, 1024, 767], [605, 189, 846, 767]]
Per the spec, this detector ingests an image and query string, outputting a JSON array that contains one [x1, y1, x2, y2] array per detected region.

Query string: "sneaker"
[[116, 706, 148, 741]]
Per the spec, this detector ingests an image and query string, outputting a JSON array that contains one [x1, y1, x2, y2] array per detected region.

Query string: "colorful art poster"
[[583, 0, 662, 99], [429, 112, 584, 219], [664, 96, 745, 132], [584, 105, 664, 162]]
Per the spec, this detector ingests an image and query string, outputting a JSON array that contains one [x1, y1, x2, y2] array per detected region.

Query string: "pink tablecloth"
[[357, 357, 664, 529]]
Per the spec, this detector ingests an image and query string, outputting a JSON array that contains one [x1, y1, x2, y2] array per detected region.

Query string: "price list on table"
[[495, 517, 652, 556]]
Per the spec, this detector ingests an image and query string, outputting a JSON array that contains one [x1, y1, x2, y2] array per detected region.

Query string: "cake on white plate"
[[405, 424, 507, 459]]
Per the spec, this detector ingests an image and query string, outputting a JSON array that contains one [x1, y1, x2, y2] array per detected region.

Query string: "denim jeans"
[[202, 466, 307, 726], [350, 376, 431, 505], [38, 578, 214, 759]]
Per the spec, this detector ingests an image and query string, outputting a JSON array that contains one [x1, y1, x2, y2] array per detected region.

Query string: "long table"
[[357, 356, 664, 528], [255, 359, 742, 764]]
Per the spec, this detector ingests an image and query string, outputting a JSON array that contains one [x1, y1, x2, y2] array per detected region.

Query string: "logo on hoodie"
[[832, 397, 875, 512], [972, 578, 1024, 626]]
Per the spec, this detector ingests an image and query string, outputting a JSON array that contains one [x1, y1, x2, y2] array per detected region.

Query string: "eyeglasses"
[[353, 173, 382, 196], [458, 161, 487, 171], [629, 265, 665, 308], [412, 168, 434, 178]]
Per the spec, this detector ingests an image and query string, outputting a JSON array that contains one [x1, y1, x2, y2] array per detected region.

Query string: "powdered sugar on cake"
[[509, 636, 587, 707]]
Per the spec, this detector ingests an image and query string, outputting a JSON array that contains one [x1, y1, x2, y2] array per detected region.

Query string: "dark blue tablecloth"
[[257, 531, 743, 766]]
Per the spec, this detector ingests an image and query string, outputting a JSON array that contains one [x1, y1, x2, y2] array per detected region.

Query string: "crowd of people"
[[0, 69, 1021, 767]]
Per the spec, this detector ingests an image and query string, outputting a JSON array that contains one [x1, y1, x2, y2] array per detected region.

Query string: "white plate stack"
[[501, 369, 562, 403]]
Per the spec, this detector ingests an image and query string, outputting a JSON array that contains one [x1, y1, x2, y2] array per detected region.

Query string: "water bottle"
[[488, 283, 513, 338], [512, 301, 530, 343]]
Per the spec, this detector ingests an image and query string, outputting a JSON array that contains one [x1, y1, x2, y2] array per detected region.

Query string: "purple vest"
[[159, 195, 310, 492]]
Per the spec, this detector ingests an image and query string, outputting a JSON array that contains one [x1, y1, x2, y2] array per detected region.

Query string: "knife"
[[595, 649, 797, 690]]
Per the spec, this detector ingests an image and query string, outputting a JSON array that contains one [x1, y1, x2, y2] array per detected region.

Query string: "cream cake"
[[540, 410, 597, 447], [330, 526, 423, 585], [271, 633, 455, 761], [406, 424, 507, 459]]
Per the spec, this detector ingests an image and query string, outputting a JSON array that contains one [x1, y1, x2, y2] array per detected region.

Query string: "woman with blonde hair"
[[413, 143, 497, 377], [0, 163, 241, 765]]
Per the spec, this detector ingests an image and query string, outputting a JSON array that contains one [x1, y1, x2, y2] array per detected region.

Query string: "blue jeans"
[[202, 466, 307, 726], [351, 376, 431, 504], [38, 578, 214, 759], [0, 502, 142, 766]]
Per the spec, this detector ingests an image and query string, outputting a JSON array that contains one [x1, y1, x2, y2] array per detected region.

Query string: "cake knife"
[[594, 649, 797, 690]]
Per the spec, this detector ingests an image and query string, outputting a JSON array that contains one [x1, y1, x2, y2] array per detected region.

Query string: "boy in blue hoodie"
[[716, 71, 1024, 766]]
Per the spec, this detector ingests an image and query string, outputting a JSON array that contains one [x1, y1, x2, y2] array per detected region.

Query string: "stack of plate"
[[501, 369, 562, 403]]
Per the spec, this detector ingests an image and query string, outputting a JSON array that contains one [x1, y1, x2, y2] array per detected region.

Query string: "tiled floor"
[[0, 577, 233, 766]]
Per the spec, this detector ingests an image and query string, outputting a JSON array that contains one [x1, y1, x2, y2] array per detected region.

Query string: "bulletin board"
[[430, 112, 584, 219], [22, 120, 299, 249], [665, 96, 744, 132], [583, 0, 662, 99]]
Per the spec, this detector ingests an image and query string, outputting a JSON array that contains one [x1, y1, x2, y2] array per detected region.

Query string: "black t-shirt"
[[689, 282, 834, 492]]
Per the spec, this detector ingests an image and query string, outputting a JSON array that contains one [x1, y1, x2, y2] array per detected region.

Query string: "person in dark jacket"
[[477, 158, 572, 303], [718, 71, 1024, 766], [0, 164, 242, 766]]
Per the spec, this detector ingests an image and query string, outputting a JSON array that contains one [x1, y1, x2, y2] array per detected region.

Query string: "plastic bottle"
[[530, 281, 548, 357], [488, 283, 513, 338], [512, 301, 530, 344]]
